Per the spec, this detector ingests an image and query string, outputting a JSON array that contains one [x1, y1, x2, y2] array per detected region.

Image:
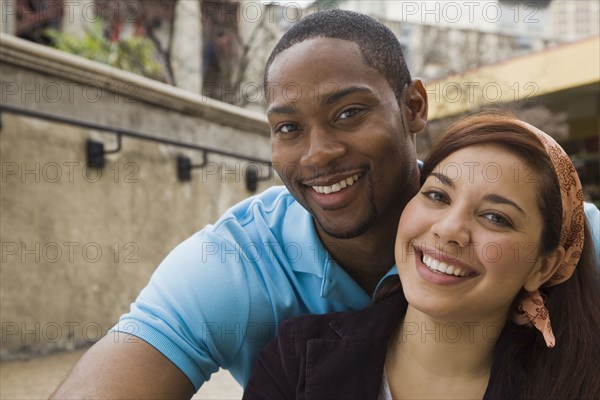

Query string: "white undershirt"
[[378, 370, 393, 400]]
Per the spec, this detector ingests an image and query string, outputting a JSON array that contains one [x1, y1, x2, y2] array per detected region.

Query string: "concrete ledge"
[[0, 33, 269, 136], [0, 33, 275, 358]]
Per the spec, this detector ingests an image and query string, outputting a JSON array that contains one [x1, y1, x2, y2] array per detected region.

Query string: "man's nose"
[[300, 125, 346, 169]]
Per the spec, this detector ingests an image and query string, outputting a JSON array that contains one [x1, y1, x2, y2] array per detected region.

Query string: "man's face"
[[266, 37, 417, 240]]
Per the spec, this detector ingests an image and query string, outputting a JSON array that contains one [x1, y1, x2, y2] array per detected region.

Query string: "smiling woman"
[[385, 111, 598, 399], [243, 111, 600, 400], [398, 144, 554, 323]]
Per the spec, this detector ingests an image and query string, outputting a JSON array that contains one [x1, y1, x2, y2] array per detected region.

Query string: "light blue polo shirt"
[[114, 186, 600, 391], [113, 186, 376, 390]]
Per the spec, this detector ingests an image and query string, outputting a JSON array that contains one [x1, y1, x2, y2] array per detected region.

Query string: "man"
[[51, 10, 600, 398]]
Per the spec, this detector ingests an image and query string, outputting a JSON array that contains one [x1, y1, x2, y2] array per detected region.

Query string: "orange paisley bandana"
[[512, 121, 585, 348]]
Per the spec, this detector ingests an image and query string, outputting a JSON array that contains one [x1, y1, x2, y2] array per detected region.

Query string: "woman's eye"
[[421, 190, 449, 204], [483, 213, 513, 227], [338, 108, 360, 120]]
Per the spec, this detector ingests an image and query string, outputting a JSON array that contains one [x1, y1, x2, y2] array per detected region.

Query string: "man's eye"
[[421, 190, 449, 204], [338, 108, 361, 120], [277, 123, 299, 134]]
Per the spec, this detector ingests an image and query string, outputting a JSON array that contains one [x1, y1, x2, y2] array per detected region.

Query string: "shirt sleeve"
[[584, 202, 600, 261], [112, 228, 275, 391]]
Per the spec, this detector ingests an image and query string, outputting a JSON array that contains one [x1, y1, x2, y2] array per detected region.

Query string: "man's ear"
[[401, 79, 428, 134], [524, 247, 566, 292]]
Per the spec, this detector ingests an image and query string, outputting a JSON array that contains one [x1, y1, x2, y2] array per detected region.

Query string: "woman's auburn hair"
[[379, 111, 600, 399]]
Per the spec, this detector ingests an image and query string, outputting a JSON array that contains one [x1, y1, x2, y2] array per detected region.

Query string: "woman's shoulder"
[[275, 309, 350, 343], [275, 291, 408, 343]]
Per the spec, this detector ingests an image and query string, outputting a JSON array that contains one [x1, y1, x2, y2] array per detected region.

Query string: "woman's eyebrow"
[[430, 172, 454, 188], [430, 172, 527, 215], [484, 194, 526, 215]]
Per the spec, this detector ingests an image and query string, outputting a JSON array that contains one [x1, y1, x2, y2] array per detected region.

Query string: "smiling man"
[[51, 10, 600, 399], [266, 31, 427, 293]]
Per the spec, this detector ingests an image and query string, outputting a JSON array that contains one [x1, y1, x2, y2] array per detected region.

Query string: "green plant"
[[45, 22, 165, 81]]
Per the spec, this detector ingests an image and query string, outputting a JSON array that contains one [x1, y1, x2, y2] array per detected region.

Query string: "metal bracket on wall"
[[0, 104, 273, 192], [246, 164, 274, 192], [86, 134, 122, 169], [177, 150, 208, 182]]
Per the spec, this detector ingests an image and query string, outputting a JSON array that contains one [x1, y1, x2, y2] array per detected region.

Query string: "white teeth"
[[422, 254, 470, 277], [312, 174, 361, 195]]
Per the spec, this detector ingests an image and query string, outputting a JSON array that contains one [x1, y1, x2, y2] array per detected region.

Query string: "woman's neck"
[[385, 305, 503, 399]]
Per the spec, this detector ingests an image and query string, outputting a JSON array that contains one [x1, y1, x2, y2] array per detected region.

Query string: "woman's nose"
[[430, 207, 471, 248]]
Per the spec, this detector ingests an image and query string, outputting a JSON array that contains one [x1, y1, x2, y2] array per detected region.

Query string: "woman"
[[242, 112, 600, 399]]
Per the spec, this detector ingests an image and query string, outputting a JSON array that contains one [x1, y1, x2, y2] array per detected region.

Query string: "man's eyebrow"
[[430, 172, 455, 188], [267, 86, 374, 116], [320, 86, 374, 105], [267, 105, 297, 116], [484, 194, 526, 215]]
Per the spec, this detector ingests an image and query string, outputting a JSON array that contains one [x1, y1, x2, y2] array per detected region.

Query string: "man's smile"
[[310, 173, 362, 194]]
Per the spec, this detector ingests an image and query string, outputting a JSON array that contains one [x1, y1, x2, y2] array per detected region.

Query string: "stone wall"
[[0, 34, 275, 359]]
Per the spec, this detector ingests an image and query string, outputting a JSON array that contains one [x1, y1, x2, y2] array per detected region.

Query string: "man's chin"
[[294, 186, 378, 239], [314, 215, 377, 240]]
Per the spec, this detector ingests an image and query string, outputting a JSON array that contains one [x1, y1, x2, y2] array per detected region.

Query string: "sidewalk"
[[0, 349, 243, 400]]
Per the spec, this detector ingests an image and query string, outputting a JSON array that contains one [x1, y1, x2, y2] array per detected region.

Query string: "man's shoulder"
[[583, 202, 600, 260], [213, 186, 301, 229]]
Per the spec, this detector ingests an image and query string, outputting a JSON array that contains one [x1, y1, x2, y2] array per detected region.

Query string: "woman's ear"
[[524, 247, 566, 292], [401, 79, 428, 134]]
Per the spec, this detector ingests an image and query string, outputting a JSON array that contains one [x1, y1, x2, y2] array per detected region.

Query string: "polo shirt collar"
[[284, 202, 395, 310], [282, 203, 370, 308]]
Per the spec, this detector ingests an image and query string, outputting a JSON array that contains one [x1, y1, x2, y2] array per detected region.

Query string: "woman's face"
[[396, 144, 550, 325]]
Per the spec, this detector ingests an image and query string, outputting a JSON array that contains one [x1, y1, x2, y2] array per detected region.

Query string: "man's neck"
[[319, 227, 397, 295], [316, 197, 407, 295], [316, 170, 420, 295]]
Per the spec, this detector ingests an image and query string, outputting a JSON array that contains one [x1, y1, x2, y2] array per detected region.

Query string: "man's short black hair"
[[264, 9, 412, 105]]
